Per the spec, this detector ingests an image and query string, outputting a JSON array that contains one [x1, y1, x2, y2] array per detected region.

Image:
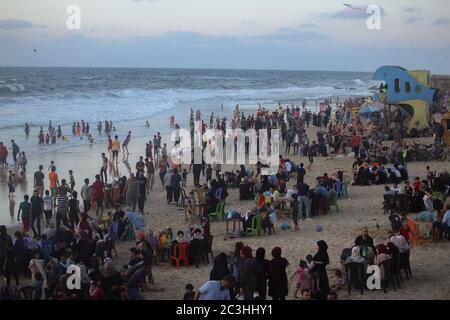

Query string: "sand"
[[2, 124, 450, 300]]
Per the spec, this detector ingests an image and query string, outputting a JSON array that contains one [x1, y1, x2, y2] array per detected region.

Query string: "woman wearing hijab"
[[239, 246, 258, 300], [229, 242, 244, 299], [313, 240, 330, 300], [268, 247, 289, 300], [255, 247, 270, 300], [345, 246, 365, 264], [210, 253, 230, 281]]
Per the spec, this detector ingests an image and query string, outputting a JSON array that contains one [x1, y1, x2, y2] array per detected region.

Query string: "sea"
[[0, 67, 379, 155]]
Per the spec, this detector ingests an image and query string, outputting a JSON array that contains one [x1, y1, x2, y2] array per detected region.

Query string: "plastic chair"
[[379, 259, 397, 293], [171, 243, 190, 268], [431, 191, 444, 203], [246, 214, 262, 237], [400, 251, 413, 280], [345, 262, 364, 295], [390, 250, 403, 286], [330, 193, 339, 212], [209, 202, 225, 221]]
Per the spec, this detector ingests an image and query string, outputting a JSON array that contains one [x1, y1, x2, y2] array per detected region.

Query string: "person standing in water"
[[100, 153, 108, 183], [111, 135, 120, 163], [123, 131, 131, 156], [97, 121, 102, 135], [11, 140, 20, 163], [25, 123, 30, 137], [34, 165, 45, 197]]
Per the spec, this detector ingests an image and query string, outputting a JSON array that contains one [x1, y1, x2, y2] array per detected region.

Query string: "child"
[[43, 190, 53, 228], [33, 272, 43, 300], [291, 260, 307, 298], [17, 194, 31, 233], [175, 231, 187, 243], [306, 254, 320, 293], [331, 269, 346, 290], [183, 283, 195, 300], [206, 165, 212, 185], [182, 169, 188, 187], [8, 170, 15, 196], [426, 166, 434, 185], [69, 170, 75, 190], [48, 160, 55, 171]]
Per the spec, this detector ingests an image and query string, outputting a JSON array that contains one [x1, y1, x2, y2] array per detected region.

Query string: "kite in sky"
[[343, 3, 365, 11]]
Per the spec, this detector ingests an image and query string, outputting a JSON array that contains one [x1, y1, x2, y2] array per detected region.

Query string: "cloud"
[[241, 20, 254, 25], [402, 6, 420, 13], [250, 29, 327, 43], [433, 18, 450, 26], [0, 19, 34, 30], [298, 23, 316, 29], [405, 16, 422, 24]]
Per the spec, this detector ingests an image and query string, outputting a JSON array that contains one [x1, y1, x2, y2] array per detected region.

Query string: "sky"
[[0, 0, 449, 72]]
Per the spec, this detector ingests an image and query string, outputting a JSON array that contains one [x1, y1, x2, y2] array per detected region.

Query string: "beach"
[[2, 120, 449, 300]]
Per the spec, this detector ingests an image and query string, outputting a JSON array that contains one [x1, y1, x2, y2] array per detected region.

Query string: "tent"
[[359, 101, 384, 116]]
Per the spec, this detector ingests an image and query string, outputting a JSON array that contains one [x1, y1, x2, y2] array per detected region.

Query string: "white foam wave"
[[0, 83, 26, 95]]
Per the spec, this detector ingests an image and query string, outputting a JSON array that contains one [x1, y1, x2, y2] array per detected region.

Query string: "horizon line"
[[0, 65, 374, 74]]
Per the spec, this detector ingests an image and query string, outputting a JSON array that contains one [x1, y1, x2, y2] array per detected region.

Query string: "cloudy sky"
[[0, 0, 449, 72]]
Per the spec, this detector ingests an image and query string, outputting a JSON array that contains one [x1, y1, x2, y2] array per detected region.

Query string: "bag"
[[280, 223, 291, 230]]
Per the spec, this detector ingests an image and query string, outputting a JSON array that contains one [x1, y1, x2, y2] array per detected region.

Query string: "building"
[[373, 66, 436, 129]]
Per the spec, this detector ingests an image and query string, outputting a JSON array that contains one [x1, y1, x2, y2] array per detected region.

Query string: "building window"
[[405, 82, 411, 93], [394, 79, 400, 93], [415, 85, 421, 93]]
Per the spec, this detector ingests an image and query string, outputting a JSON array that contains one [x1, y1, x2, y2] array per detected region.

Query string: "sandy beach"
[[2, 122, 449, 300]]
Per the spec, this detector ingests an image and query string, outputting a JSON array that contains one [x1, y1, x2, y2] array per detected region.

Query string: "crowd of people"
[[1, 95, 449, 301]]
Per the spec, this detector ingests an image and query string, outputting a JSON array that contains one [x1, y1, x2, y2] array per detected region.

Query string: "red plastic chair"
[[171, 243, 190, 268]]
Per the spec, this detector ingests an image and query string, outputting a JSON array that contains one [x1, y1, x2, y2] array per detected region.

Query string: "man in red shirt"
[[92, 174, 105, 217], [351, 133, 361, 158]]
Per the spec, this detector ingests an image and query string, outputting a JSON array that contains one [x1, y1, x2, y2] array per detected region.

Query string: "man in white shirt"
[[194, 275, 235, 300]]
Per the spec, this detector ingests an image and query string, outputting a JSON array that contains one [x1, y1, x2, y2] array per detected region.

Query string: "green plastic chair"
[[246, 214, 262, 237], [330, 193, 339, 212], [209, 202, 225, 221], [432, 192, 444, 203]]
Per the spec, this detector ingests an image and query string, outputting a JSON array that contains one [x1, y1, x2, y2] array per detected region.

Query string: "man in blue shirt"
[[195, 275, 235, 300]]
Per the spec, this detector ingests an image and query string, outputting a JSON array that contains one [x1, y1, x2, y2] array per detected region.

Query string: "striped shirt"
[[57, 194, 68, 215]]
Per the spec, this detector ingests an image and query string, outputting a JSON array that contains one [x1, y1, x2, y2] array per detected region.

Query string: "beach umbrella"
[[359, 102, 384, 116]]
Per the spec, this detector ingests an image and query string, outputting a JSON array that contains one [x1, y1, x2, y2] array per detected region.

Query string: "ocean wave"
[[0, 83, 26, 95], [77, 76, 103, 81]]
